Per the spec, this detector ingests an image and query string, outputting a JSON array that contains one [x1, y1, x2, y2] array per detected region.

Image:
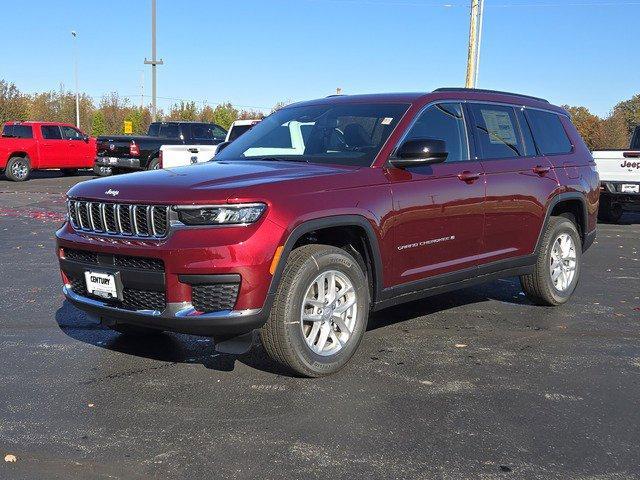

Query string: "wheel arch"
[[268, 215, 384, 307], [536, 192, 589, 253]]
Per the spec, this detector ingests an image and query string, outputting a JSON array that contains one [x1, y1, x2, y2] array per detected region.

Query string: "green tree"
[[211, 102, 239, 129], [0, 80, 28, 123], [167, 101, 198, 121], [91, 110, 107, 136]]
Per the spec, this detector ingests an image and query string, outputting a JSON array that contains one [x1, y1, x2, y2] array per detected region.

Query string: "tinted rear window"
[[147, 123, 160, 136], [526, 110, 573, 155], [228, 124, 253, 142], [41, 125, 63, 139], [2, 124, 33, 138], [159, 123, 180, 138], [191, 123, 226, 141]]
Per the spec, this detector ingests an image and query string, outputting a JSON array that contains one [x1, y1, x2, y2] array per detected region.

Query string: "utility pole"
[[71, 31, 80, 127], [465, 0, 484, 89], [144, 0, 163, 121]]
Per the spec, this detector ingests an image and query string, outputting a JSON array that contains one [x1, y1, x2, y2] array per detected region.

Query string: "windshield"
[[215, 102, 410, 167]]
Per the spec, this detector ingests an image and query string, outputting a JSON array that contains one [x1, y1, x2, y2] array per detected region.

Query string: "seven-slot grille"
[[68, 200, 170, 238]]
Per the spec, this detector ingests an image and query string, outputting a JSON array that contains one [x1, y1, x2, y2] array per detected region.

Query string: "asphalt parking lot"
[[0, 171, 639, 480]]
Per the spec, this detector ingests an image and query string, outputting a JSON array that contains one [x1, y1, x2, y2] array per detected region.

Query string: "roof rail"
[[433, 87, 549, 104]]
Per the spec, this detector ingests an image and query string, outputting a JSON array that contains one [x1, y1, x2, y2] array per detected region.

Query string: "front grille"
[[192, 283, 239, 313], [69, 275, 166, 312], [64, 248, 164, 272], [68, 200, 170, 238]]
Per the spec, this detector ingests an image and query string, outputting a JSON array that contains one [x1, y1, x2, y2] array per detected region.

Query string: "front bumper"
[[63, 286, 267, 336], [95, 156, 141, 170], [56, 216, 285, 337]]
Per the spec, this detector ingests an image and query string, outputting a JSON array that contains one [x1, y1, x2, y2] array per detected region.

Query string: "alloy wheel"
[[300, 270, 358, 356], [550, 233, 577, 291]]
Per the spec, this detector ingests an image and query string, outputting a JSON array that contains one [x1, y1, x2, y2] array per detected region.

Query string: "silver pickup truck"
[[592, 126, 640, 222]]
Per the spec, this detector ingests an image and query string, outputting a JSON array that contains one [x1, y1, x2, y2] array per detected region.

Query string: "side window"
[[159, 123, 180, 138], [470, 104, 524, 159], [190, 124, 226, 141], [61, 126, 84, 140], [41, 125, 63, 140], [515, 108, 537, 156], [525, 110, 573, 155], [2, 125, 33, 138], [403, 103, 469, 162]]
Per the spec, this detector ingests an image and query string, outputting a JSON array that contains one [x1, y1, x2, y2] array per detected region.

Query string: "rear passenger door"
[[39, 125, 66, 167], [468, 103, 558, 264]]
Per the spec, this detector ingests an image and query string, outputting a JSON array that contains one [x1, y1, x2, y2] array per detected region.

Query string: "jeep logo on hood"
[[105, 189, 119, 197]]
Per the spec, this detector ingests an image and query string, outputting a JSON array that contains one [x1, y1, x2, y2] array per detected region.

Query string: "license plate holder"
[[621, 184, 639, 193], [84, 271, 123, 301]]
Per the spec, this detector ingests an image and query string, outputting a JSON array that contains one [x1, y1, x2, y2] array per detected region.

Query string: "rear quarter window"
[[2, 124, 33, 138], [525, 110, 573, 155]]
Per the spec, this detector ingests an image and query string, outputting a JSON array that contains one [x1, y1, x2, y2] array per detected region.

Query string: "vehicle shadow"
[[597, 211, 640, 225], [0, 169, 95, 182], [54, 278, 528, 376]]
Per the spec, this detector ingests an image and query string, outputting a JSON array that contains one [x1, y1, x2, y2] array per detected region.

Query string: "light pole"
[[144, 0, 163, 122], [465, 0, 485, 89], [71, 30, 80, 128]]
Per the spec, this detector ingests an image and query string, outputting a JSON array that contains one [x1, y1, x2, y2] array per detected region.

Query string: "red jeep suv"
[[56, 89, 599, 376]]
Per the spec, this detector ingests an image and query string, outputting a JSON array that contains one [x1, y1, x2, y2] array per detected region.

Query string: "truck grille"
[[68, 200, 170, 238], [64, 248, 165, 272]]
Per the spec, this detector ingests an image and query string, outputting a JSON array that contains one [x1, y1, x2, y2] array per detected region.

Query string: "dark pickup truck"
[[94, 121, 227, 175]]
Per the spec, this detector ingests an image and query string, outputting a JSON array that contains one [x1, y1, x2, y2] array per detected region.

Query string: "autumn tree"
[[0, 80, 29, 123], [563, 105, 604, 150]]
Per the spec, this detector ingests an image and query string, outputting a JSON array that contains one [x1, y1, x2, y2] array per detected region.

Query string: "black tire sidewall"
[[148, 158, 160, 170], [542, 219, 582, 303], [282, 249, 369, 375]]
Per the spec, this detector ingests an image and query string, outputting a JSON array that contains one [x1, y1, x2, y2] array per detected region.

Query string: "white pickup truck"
[[592, 126, 640, 222], [159, 119, 260, 169]]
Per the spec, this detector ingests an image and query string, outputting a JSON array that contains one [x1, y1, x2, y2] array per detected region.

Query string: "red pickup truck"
[[1, 121, 96, 181]]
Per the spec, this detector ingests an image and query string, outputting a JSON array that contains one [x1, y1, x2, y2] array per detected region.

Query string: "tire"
[[260, 244, 370, 377], [61, 168, 78, 176], [147, 158, 160, 170], [520, 216, 582, 306], [93, 164, 113, 177], [108, 324, 163, 337], [5, 156, 31, 182], [598, 198, 623, 223]]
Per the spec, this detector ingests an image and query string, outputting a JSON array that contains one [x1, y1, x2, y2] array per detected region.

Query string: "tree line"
[[1, 78, 640, 149], [0, 79, 271, 136]]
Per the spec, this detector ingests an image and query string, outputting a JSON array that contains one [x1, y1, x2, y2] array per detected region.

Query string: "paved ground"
[[0, 171, 639, 480]]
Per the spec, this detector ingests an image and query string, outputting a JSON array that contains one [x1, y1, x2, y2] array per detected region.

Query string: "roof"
[[288, 88, 561, 112]]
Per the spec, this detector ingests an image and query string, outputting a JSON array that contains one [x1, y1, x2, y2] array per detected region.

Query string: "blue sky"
[[2, 0, 639, 117]]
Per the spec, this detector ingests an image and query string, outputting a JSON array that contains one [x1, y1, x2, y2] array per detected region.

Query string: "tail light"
[[129, 141, 140, 157], [158, 150, 163, 168]]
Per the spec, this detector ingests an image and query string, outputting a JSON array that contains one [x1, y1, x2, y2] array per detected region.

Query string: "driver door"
[[386, 102, 485, 287]]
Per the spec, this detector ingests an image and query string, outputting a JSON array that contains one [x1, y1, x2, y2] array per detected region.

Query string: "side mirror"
[[215, 141, 231, 155], [83, 134, 90, 142], [390, 139, 448, 168]]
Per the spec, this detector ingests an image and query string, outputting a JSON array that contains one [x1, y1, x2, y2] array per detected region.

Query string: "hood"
[[67, 160, 358, 204]]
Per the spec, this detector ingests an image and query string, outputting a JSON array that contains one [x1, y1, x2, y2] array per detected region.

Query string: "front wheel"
[[260, 244, 370, 377], [520, 216, 582, 306]]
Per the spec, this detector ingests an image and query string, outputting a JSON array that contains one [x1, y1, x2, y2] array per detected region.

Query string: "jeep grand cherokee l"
[[56, 89, 599, 377]]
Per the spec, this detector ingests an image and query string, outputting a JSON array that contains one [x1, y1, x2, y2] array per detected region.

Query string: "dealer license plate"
[[621, 184, 639, 193], [84, 271, 119, 300]]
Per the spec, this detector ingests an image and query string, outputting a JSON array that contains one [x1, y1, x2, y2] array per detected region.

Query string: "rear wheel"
[[108, 324, 163, 337], [5, 156, 31, 181], [598, 197, 623, 223], [260, 244, 369, 377], [93, 164, 113, 177], [520, 216, 582, 306], [148, 158, 160, 170]]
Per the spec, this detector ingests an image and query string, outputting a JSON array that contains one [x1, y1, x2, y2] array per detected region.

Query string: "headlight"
[[175, 203, 266, 225]]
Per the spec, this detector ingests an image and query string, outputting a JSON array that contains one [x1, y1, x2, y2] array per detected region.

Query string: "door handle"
[[533, 165, 550, 176], [188, 148, 199, 153], [457, 171, 480, 183]]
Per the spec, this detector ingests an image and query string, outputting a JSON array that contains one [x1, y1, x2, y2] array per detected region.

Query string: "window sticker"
[[381, 117, 393, 125], [481, 110, 517, 145]]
